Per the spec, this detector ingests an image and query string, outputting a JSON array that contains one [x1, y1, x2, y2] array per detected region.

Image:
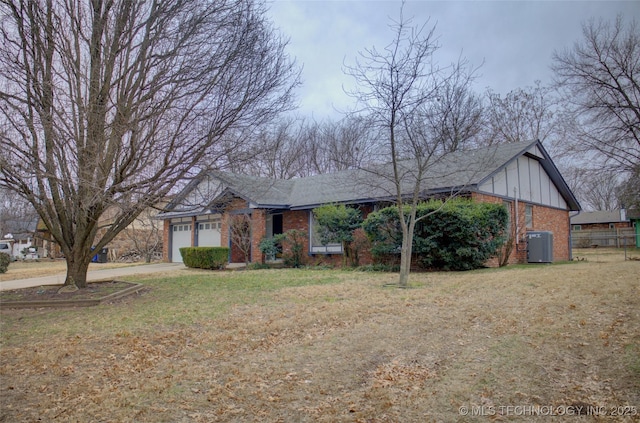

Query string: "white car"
[[0, 242, 13, 259]]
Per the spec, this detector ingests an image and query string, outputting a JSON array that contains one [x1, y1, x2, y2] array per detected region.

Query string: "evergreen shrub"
[[362, 199, 508, 270], [179, 247, 229, 270], [0, 252, 9, 274]]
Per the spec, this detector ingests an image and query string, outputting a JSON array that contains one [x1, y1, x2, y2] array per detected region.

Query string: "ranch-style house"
[[157, 140, 581, 266]]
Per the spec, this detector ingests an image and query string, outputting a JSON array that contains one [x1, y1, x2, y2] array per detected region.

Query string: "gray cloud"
[[267, 0, 639, 119]]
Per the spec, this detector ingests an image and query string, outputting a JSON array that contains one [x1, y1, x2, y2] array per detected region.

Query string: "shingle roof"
[[570, 210, 627, 224], [215, 141, 547, 208], [210, 172, 295, 207], [1, 217, 39, 240], [162, 140, 580, 215]]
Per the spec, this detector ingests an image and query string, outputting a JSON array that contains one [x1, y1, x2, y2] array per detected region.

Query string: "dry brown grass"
[[1, 252, 639, 422], [0, 260, 150, 282], [573, 247, 640, 263]]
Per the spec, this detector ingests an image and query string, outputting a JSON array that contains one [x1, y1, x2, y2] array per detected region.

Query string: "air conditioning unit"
[[527, 231, 553, 263]]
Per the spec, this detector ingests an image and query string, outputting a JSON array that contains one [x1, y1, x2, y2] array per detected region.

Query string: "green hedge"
[[362, 199, 508, 271], [179, 247, 229, 270], [0, 252, 9, 274]]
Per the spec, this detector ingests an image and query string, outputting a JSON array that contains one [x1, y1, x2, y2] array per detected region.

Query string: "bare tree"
[[232, 115, 382, 179], [552, 15, 640, 175], [344, 8, 482, 287], [253, 117, 309, 179], [482, 81, 560, 147], [617, 168, 640, 210], [0, 0, 300, 288], [317, 116, 382, 172], [120, 206, 163, 263], [0, 187, 38, 239], [424, 58, 484, 153], [228, 213, 252, 266], [565, 168, 622, 211]]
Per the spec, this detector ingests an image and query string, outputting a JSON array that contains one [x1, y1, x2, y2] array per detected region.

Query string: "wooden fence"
[[571, 228, 636, 248]]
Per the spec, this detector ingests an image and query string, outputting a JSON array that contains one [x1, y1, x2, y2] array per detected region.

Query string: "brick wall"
[[251, 209, 267, 263], [163, 220, 170, 262], [163, 193, 572, 266], [532, 203, 571, 262], [472, 192, 572, 264], [223, 198, 250, 263], [282, 210, 310, 265], [306, 228, 374, 267], [283, 210, 309, 233]]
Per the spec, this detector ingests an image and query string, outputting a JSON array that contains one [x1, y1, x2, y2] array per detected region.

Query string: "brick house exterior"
[[158, 141, 580, 266], [570, 210, 633, 231], [570, 209, 638, 248]]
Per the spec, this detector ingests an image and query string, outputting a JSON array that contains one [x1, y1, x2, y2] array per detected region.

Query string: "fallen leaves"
[[370, 359, 435, 389], [1, 259, 638, 422]]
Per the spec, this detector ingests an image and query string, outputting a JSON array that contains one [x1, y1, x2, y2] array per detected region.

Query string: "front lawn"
[[1, 259, 638, 422]]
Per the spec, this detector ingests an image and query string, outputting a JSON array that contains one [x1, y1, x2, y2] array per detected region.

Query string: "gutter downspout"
[[514, 187, 519, 248]]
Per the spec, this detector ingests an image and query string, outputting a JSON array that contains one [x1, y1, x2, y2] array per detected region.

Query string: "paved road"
[[0, 262, 186, 291]]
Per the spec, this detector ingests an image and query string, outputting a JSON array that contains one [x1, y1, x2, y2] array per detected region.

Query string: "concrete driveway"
[[0, 262, 186, 291]]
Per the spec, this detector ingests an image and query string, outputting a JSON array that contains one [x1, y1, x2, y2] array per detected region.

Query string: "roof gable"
[[161, 140, 580, 216], [477, 141, 580, 210]]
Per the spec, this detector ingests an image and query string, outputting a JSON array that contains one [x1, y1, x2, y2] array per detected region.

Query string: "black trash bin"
[[97, 248, 108, 263]]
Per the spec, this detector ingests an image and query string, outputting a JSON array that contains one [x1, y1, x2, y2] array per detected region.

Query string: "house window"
[[309, 212, 343, 254], [573, 225, 582, 231], [198, 221, 219, 231], [503, 201, 513, 231], [525, 205, 533, 229]]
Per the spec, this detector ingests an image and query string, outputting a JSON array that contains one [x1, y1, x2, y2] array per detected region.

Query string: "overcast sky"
[[266, 0, 639, 120]]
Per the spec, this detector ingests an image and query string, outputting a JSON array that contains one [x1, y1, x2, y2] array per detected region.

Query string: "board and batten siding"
[[479, 147, 567, 210]]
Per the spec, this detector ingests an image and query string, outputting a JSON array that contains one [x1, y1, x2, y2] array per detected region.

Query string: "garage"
[[171, 223, 192, 262], [197, 219, 222, 247]]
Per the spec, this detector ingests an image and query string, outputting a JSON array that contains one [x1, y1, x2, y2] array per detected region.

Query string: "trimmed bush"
[[362, 199, 508, 271], [313, 204, 363, 267], [179, 247, 229, 270], [259, 237, 280, 262], [0, 252, 9, 274], [278, 230, 307, 268], [415, 200, 508, 270]]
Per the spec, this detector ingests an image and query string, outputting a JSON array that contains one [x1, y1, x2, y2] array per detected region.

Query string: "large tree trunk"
[[65, 254, 92, 289], [0, 0, 299, 294]]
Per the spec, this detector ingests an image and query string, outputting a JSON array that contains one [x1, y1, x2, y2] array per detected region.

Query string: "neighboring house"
[[570, 209, 633, 230], [0, 217, 40, 259], [571, 209, 638, 248], [36, 203, 166, 262], [37, 218, 62, 259], [158, 140, 581, 266], [99, 203, 166, 262]]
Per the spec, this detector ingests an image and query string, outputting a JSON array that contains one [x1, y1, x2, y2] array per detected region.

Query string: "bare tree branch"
[[552, 15, 640, 175], [0, 0, 300, 287], [343, 5, 485, 287]]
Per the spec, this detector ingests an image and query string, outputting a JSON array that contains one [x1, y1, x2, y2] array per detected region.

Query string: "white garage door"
[[171, 224, 192, 262], [197, 221, 222, 247]]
